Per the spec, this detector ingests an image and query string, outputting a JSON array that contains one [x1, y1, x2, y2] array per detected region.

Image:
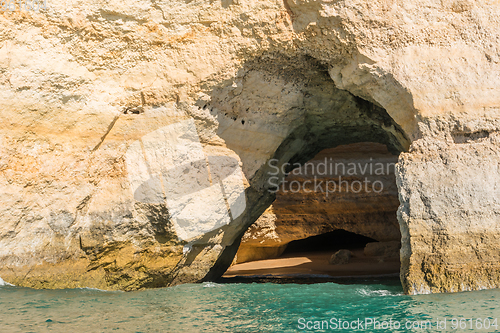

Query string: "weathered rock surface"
[[0, 0, 498, 294], [398, 124, 500, 294]]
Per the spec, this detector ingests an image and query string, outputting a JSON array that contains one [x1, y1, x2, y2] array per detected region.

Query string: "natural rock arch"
[[193, 56, 410, 284]]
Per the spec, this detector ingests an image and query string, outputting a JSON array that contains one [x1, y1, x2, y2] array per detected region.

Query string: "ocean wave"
[[357, 288, 401, 297], [202, 282, 221, 288]]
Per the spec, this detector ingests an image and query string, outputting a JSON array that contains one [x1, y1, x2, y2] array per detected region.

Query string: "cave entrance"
[[223, 142, 402, 280]]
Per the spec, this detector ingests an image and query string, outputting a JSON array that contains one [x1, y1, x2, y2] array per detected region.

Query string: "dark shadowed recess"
[[282, 230, 377, 255]]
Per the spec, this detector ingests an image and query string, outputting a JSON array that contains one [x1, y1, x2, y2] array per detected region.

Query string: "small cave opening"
[[282, 230, 376, 254], [223, 229, 400, 280]]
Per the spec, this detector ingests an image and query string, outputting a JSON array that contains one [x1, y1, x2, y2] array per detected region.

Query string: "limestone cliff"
[[0, 0, 498, 294]]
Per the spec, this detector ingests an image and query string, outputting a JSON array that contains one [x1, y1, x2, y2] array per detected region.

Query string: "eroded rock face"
[[235, 142, 401, 264], [0, 0, 498, 294], [397, 122, 500, 294]]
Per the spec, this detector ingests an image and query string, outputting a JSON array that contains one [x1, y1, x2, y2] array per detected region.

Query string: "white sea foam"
[[0, 277, 14, 287], [357, 288, 401, 297], [202, 282, 220, 288], [77, 287, 121, 292]]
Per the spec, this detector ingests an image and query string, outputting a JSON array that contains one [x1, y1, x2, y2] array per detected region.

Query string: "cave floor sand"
[[223, 249, 400, 279]]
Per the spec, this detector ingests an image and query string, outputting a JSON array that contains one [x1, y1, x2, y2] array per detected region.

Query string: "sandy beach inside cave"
[[223, 249, 400, 278]]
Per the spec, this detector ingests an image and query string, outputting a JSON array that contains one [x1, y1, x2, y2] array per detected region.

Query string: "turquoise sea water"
[[0, 279, 499, 332]]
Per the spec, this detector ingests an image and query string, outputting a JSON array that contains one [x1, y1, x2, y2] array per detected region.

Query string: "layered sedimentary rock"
[[0, 0, 498, 294], [235, 142, 401, 264]]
